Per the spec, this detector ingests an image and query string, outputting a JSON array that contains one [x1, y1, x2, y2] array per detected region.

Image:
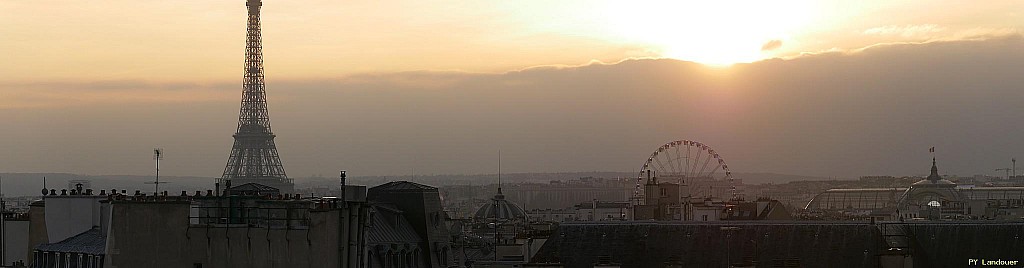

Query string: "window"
[[194, 263, 203, 268], [702, 215, 708, 221]]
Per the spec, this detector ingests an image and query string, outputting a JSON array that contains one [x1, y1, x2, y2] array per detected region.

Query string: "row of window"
[[33, 251, 103, 268]]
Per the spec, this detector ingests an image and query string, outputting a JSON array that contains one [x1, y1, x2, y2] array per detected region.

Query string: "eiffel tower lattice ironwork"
[[222, 0, 288, 182]]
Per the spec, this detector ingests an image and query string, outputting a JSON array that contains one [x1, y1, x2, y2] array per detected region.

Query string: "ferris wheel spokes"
[[633, 140, 735, 204]]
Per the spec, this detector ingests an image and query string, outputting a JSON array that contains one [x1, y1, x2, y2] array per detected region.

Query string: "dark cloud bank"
[[3, 36, 1023, 181]]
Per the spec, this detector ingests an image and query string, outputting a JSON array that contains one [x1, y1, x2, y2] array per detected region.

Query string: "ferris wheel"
[[633, 140, 734, 204]]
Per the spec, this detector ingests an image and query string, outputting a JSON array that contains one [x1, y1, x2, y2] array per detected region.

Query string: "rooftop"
[[36, 228, 106, 255]]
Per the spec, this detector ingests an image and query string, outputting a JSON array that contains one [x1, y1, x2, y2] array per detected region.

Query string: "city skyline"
[[1, 1, 1023, 179]]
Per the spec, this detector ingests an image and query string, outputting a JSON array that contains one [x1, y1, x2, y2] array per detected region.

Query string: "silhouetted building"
[[365, 204, 427, 268], [27, 186, 369, 268], [528, 221, 1024, 267], [367, 181, 453, 268], [634, 175, 681, 221]]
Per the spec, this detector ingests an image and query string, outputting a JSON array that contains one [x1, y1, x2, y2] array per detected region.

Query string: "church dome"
[[473, 189, 526, 220]]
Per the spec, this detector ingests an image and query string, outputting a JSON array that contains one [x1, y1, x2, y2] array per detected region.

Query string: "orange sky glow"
[[2, 0, 1021, 82], [2, 1, 1024, 178]]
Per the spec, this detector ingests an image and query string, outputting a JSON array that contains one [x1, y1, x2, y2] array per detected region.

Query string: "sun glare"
[[599, 0, 820, 66]]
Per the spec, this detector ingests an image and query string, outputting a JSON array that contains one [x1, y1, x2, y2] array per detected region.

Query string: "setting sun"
[[599, 0, 821, 66]]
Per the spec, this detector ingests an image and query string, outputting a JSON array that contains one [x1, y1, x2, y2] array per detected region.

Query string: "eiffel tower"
[[220, 0, 293, 193]]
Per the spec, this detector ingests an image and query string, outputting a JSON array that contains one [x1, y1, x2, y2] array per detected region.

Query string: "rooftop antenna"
[[493, 150, 497, 194], [145, 148, 170, 195], [41, 176, 47, 196], [339, 170, 347, 202], [493, 149, 501, 260]]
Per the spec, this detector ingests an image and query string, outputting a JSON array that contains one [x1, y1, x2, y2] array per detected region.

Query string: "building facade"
[[805, 159, 1024, 220]]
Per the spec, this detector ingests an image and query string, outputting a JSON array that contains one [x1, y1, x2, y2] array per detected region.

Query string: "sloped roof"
[[228, 182, 280, 191], [370, 181, 437, 192], [366, 205, 423, 245], [35, 228, 106, 255]]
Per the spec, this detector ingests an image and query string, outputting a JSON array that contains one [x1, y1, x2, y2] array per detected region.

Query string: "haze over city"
[[6, 1, 1024, 268], [2, 0, 1023, 179]]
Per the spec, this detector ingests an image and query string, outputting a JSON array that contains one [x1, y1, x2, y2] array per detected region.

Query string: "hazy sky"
[[2, 1, 1023, 179]]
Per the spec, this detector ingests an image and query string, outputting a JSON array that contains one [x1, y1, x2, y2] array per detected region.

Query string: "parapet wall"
[[530, 221, 1024, 268], [102, 200, 368, 268]]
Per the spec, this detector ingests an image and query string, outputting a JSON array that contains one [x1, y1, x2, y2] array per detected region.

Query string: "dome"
[[911, 158, 957, 187], [912, 179, 956, 186], [473, 189, 526, 220]]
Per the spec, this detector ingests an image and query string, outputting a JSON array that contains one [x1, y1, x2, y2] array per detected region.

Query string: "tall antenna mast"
[[155, 148, 162, 193], [498, 150, 502, 194], [147, 148, 168, 194]]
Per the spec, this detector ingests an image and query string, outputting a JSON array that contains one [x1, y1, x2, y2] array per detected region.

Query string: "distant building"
[[634, 176, 682, 221], [525, 201, 632, 223], [690, 198, 726, 222], [502, 177, 633, 210], [805, 158, 1024, 220], [525, 208, 577, 222], [722, 197, 792, 220], [573, 201, 631, 221]]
